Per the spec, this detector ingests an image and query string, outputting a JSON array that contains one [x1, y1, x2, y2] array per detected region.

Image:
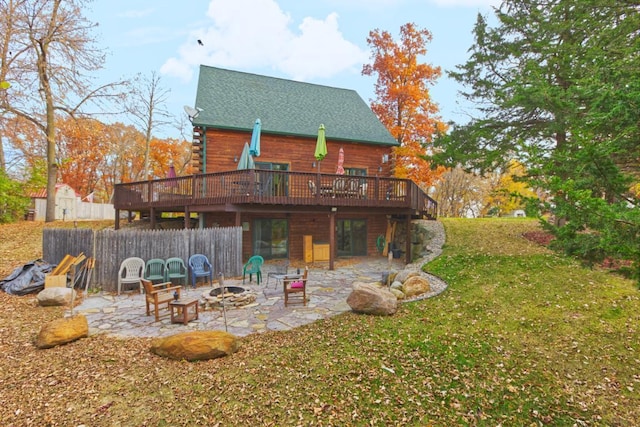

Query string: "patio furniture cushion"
[[284, 266, 308, 306]]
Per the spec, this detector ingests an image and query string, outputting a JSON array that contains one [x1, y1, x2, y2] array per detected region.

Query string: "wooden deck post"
[[329, 209, 336, 271], [150, 208, 156, 229], [184, 206, 190, 229], [405, 214, 412, 264]]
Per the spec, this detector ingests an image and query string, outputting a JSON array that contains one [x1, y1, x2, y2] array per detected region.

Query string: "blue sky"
[[86, 0, 499, 138]]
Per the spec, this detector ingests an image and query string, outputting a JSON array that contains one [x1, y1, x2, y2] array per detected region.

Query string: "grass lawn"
[[0, 218, 638, 425]]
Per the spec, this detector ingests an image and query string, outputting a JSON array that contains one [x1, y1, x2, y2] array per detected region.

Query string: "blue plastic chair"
[[188, 254, 213, 288], [165, 257, 188, 286], [144, 258, 166, 284], [243, 255, 264, 285]]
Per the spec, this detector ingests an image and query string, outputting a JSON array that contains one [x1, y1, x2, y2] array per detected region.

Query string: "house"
[[29, 183, 78, 221], [29, 183, 115, 221], [113, 66, 437, 269]]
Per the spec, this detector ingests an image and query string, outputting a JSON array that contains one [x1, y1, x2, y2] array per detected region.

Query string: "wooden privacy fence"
[[43, 227, 242, 293]]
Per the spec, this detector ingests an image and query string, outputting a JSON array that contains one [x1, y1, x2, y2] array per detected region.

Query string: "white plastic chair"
[[117, 257, 145, 295]]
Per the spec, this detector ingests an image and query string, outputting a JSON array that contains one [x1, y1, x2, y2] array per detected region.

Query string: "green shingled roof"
[[193, 66, 398, 146]]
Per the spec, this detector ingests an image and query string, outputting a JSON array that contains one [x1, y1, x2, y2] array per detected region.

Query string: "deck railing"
[[114, 170, 437, 218]]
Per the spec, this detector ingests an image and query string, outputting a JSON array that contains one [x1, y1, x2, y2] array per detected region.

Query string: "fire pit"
[[210, 286, 245, 296], [201, 286, 257, 308]]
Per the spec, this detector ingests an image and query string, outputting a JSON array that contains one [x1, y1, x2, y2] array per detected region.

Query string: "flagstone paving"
[[71, 221, 446, 338]]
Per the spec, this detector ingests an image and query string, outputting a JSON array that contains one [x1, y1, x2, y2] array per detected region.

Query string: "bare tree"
[[0, 0, 30, 173], [432, 166, 487, 218], [126, 71, 171, 180], [0, 0, 124, 221]]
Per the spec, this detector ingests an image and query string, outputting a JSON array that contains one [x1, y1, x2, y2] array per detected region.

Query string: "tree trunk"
[[45, 105, 57, 222], [0, 127, 5, 173]]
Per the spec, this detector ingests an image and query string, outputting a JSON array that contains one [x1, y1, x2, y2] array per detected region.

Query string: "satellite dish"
[[183, 105, 200, 120]]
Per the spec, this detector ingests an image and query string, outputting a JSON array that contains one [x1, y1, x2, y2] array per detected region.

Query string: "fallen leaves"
[[0, 219, 639, 425]]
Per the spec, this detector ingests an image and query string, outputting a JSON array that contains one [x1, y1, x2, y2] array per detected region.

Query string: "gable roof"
[[29, 183, 79, 199], [193, 66, 398, 146]]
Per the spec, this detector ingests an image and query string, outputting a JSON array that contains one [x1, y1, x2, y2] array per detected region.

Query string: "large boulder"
[[36, 287, 76, 307], [347, 282, 397, 316], [389, 287, 406, 300], [395, 269, 420, 284], [35, 315, 88, 349], [403, 275, 431, 298], [150, 330, 240, 361]]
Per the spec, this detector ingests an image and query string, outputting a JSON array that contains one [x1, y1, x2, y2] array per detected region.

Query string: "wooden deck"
[[113, 170, 437, 225]]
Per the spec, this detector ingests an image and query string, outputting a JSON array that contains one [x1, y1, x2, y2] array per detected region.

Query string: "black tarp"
[[0, 259, 55, 295]]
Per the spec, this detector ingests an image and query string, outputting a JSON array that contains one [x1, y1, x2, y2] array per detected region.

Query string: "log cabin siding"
[[204, 128, 393, 177], [203, 211, 389, 262]]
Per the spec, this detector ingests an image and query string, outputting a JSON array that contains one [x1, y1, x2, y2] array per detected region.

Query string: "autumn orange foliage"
[[363, 23, 448, 188], [2, 115, 194, 202]]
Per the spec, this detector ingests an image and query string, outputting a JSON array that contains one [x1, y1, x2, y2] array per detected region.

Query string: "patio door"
[[336, 219, 367, 256], [256, 162, 289, 196], [253, 219, 289, 259]]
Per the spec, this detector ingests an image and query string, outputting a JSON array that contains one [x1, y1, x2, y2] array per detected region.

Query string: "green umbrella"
[[314, 124, 327, 173]]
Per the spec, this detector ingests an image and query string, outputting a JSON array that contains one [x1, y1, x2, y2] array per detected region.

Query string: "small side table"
[[169, 298, 199, 325], [272, 273, 301, 290]]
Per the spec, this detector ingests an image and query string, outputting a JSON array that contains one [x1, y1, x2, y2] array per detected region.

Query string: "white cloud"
[[161, 0, 367, 82], [160, 57, 193, 82]]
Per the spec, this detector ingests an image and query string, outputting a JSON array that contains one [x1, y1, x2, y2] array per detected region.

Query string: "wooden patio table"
[[169, 298, 199, 325]]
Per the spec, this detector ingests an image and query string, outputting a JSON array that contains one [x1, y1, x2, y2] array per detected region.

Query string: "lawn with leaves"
[[0, 218, 638, 426]]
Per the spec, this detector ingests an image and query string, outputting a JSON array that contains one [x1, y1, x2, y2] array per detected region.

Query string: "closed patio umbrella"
[[237, 142, 255, 170], [167, 163, 177, 188], [336, 147, 345, 175], [314, 124, 327, 173], [249, 118, 261, 157]]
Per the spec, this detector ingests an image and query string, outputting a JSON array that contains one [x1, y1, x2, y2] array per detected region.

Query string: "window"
[[253, 219, 288, 259], [345, 168, 366, 176], [337, 219, 367, 256]]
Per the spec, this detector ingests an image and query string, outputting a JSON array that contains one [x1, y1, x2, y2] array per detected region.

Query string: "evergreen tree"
[[433, 0, 640, 280]]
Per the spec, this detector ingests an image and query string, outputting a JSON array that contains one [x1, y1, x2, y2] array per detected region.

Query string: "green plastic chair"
[[144, 258, 166, 284], [243, 255, 264, 285], [164, 257, 188, 286]]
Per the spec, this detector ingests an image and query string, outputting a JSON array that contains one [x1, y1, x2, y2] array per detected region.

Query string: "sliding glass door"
[[336, 219, 367, 256], [253, 219, 289, 259]]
